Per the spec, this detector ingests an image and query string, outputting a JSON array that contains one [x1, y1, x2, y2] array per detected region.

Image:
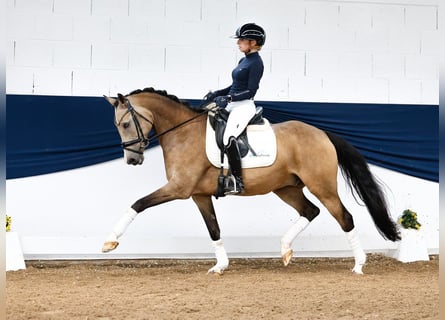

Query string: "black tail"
[[325, 132, 401, 241]]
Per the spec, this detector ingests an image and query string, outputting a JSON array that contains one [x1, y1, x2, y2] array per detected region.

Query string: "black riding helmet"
[[232, 23, 266, 46]]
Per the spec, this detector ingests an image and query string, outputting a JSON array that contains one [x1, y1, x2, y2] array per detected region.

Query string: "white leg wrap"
[[281, 216, 310, 255], [105, 208, 138, 242], [346, 228, 367, 274], [208, 239, 229, 274]]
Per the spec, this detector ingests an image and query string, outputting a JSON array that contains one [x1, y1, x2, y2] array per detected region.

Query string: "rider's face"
[[237, 38, 256, 54]]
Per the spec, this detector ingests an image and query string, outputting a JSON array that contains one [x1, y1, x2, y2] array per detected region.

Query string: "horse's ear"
[[103, 95, 117, 108], [117, 93, 126, 104]]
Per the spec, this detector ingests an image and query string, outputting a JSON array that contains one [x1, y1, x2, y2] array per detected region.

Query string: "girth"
[[208, 107, 265, 157]]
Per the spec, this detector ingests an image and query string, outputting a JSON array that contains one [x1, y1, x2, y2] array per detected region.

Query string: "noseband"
[[116, 97, 209, 155]]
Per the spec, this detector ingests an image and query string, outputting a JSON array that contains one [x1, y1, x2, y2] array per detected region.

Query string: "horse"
[[102, 87, 400, 274]]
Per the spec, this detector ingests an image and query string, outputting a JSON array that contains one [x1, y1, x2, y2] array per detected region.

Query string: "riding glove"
[[203, 91, 218, 102], [214, 95, 232, 108]]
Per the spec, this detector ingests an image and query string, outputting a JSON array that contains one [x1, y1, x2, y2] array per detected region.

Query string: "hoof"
[[281, 248, 293, 266], [351, 264, 364, 275], [207, 265, 227, 275], [102, 241, 119, 253]]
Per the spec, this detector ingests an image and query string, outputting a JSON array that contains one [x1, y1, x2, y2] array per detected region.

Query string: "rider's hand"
[[203, 91, 218, 102], [214, 95, 232, 108]]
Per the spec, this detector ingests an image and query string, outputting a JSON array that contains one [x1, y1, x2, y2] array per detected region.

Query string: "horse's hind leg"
[[274, 186, 320, 266], [192, 195, 229, 274], [312, 187, 366, 274]]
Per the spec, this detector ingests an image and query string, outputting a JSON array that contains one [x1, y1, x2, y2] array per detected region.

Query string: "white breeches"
[[223, 100, 256, 146]]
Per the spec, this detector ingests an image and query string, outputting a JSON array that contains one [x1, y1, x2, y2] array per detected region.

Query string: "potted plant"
[[398, 209, 421, 230], [394, 209, 429, 262], [6, 214, 11, 232], [5, 214, 27, 271]]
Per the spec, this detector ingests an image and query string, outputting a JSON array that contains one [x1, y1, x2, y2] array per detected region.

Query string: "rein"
[[118, 98, 209, 154]]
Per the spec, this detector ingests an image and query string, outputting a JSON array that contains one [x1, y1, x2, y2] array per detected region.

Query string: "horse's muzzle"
[[125, 152, 144, 165]]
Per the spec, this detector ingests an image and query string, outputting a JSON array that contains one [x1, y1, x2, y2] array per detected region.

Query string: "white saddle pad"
[[205, 116, 277, 169]]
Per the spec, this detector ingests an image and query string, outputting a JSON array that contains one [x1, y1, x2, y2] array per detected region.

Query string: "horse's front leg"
[[192, 195, 229, 275], [102, 183, 185, 253]]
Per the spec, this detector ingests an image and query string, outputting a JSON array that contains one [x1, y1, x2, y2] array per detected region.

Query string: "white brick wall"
[[6, 0, 439, 104], [32, 68, 73, 95], [202, 0, 237, 23], [73, 16, 110, 41], [405, 5, 438, 30], [371, 5, 405, 30], [91, 43, 128, 70], [72, 69, 111, 96], [165, 47, 201, 73], [421, 30, 440, 55], [338, 3, 373, 29], [129, 0, 165, 19], [305, 2, 340, 27], [128, 45, 165, 72], [6, 40, 14, 66], [110, 16, 150, 43], [53, 0, 91, 16], [33, 14, 73, 41], [288, 76, 323, 102], [14, 40, 53, 67], [53, 42, 91, 68], [355, 29, 388, 53], [421, 79, 440, 104], [6, 66, 34, 94], [389, 78, 422, 104], [91, 0, 129, 17], [165, 0, 201, 21], [270, 51, 305, 76], [405, 54, 439, 79], [14, 0, 54, 14]]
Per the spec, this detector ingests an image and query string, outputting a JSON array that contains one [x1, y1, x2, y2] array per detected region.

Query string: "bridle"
[[115, 99, 153, 154], [115, 97, 209, 154]]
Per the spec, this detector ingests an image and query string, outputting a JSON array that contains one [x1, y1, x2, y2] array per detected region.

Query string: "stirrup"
[[224, 175, 244, 195]]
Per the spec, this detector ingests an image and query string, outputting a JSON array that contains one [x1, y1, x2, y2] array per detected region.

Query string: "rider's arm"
[[213, 86, 231, 97]]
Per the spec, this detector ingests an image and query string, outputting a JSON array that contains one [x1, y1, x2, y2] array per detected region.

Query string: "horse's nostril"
[[127, 158, 137, 165], [127, 155, 143, 165]]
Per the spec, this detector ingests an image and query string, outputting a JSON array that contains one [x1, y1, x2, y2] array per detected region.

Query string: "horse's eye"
[[122, 122, 131, 129]]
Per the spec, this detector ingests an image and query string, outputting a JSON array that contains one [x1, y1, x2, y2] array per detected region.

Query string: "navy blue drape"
[[259, 101, 438, 182], [6, 95, 438, 182], [7, 95, 122, 179]]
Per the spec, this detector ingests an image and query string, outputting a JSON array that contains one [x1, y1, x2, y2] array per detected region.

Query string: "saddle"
[[205, 104, 275, 198], [208, 106, 265, 157]]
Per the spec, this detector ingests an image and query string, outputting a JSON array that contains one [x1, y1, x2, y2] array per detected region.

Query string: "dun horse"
[[102, 88, 400, 274]]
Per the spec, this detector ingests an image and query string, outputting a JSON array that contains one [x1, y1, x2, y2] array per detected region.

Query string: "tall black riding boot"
[[224, 137, 244, 195]]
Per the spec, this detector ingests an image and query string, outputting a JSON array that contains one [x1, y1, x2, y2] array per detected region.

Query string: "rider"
[[205, 23, 265, 195]]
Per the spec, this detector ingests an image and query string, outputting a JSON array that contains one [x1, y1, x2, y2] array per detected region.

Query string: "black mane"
[[126, 87, 190, 107]]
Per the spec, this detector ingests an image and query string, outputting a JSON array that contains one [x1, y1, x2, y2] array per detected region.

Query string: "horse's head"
[[104, 94, 154, 165]]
